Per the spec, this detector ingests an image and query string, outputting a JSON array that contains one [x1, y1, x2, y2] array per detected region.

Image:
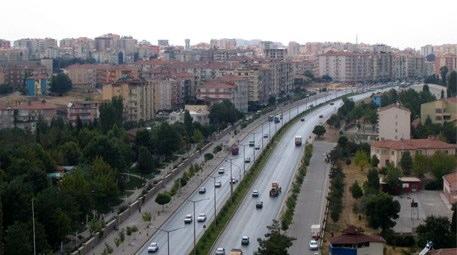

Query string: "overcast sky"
[[2, 0, 456, 49]]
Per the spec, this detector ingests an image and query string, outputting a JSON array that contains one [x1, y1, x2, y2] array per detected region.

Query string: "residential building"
[[0, 101, 60, 131], [94, 33, 120, 51], [443, 172, 457, 205], [435, 54, 457, 74], [288, 41, 300, 57], [65, 101, 100, 126], [158, 40, 169, 48], [329, 226, 385, 255], [102, 78, 154, 122], [210, 39, 237, 50], [184, 105, 209, 125], [151, 78, 177, 112], [197, 75, 248, 113], [0, 39, 11, 49], [420, 97, 457, 125], [378, 103, 411, 140], [318, 51, 373, 83], [25, 76, 47, 96], [264, 48, 287, 60], [3, 62, 48, 88], [370, 138, 457, 168]]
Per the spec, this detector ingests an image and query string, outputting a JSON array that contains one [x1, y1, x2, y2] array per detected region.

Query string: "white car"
[[147, 242, 159, 253], [215, 247, 225, 255], [309, 239, 319, 250], [252, 190, 259, 197], [218, 167, 225, 174], [230, 178, 238, 184], [197, 213, 207, 222], [199, 187, 206, 194], [241, 236, 250, 245], [184, 214, 193, 224], [214, 181, 222, 188]]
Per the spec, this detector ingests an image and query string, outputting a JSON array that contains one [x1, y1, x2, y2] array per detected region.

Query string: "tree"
[[451, 204, 456, 235], [184, 110, 193, 138], [191, 129, 204, 144], [321, 74, 333, 82], [5, 221, 49, 255], [429, 152, 457, 180], [412, 154, 430, 177], [354, 150, 369, 172], [399, 152, 413, 176], [416, 216, 455, 249], [255, 219, 295, 255], [155, 192, 171, 211], [363, 192, 400, 231], [99, 97, 123, 131], [447, 70, 457, 97], [0, 195, 3, 255], [90, 158, 119, 209], [312, 125, 326, 138], [384, 165, 402, 195], [59, 141, 81, 165], [138, 146, 154, 174], [371, 155, 379, 168], [440, 66, 449, 85], [209, 100, 242, 129], [350, 181, 363, 199], [365, 168, 380, 194], [156, 122, 181, 157], [50, 73, 73, 95]]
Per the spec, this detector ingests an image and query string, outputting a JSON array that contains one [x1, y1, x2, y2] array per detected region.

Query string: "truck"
[[230, 249, 243, 255], [231, 144, 239, 156], [249, 140, 255, 147], [269, 182, 282, 197], [294, 136, 302, 146], [311, 224, 321, 240]]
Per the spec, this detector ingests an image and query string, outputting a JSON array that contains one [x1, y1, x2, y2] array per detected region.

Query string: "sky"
[[2, 0, 456, 49]]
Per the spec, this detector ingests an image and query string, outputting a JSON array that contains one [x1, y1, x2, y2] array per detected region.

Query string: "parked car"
[[215, 247, 225, 255], [197, 213, 207, 222], [214, 181, 222, 188], [218, 167, 225, 174], [241, 236, 250, 246], [256, 201, 263, 209], [263, 134, 268, 138], [147, 242, 159, 253], [184, 214, 193, 224], [300, 117, 305, 122], [255, 145, 260, 150], [252, 190, 259, 197], [244, 157, 251, 163], [319, 115, 323, 118], [230, 178, 238, 184], [330, 102, 334, 105], [309, 239, 318, 250], [199, 187, 206, 194]]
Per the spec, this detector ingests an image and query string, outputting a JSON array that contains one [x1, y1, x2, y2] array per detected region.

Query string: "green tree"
[[155, 192, 171, 211], [413, 154, 430, 177], [451, 204, 456, 234], [312, 125, 326, 138], [0, 195, 3, 255], [209, 100, 242, 129], [385, 165, 402, 195], [60, 169, 93, 219], [350, 181, 363, 199], [138, 146, 154, 174], [354, 150, 369, 172], [440, 66, 449, 85], [50, 73, 73, 95], [99, 96, 123, 131], [416, 216, 455, 249], [365, 168, 380, 194], [371, 154, 379, 167], [430, 152, 457, 180], [83, 135, 128, 170], [364, 192, 400, 231], [156, 122, 181, 157], [90, 158, 119, 209], [191, 129, 204, 144], [59, 141, 81, 165], [399, 152, 413, 176], [184, 110, 193, 138], [5, 221, 49, 255], [447, 70, 457, 97], [255, 219, 295, 255]]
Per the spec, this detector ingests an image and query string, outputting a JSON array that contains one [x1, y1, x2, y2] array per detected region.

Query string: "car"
[[215, 247, 225, 255], [319, 115, 323, 118], [147, 242, 159, 253], [263, 134, 268, 138], [300, 117, 305, 121], [214, 181, 222, 188], [241, 236, 250, 246], [255, 146, 260, 150], [244, 157, 251, 163], [199, 187, 206, 194], [256, 201, 263, 209], [330, 102, 334, 105], [252, 190, 259, 197], [184, 214, 193, 224], [230, 178, 238, 184], [218, 167, 225, 174], [197, 213, 207, 222], [249, 141, 255, 147], [309, 239, 318, 250]]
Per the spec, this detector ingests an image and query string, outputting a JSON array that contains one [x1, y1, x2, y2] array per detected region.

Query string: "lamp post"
[[211, 176, 219, 225], [189, 198, 208, 255], [154, 226, 185, 255]]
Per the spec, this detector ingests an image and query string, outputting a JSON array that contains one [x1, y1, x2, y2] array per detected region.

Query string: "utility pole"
[[32, 198, 36, 255], [189, 198, 207, 255], [211, 176, 218, 225], [229, 158, 233, 196], [261, 123, 264, 148], [242, 144, 246, 175], [253, 132, 256, 161]]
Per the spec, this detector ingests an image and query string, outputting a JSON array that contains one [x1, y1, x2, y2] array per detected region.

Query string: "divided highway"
[[137, 90, 345, 255]]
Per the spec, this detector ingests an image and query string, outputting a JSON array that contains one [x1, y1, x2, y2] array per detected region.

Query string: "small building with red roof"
[[443, 171, 457, 205], [329, 226, 385, 255]]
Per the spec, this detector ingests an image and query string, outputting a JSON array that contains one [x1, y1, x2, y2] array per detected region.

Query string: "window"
[[391, 151, 395, 155]]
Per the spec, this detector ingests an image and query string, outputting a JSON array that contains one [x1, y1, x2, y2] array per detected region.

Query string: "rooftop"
[[330, 226, 385, 245], [378, 102, 411, 113], [429, 248, 457, 255], [443, 171, 457, 190], [372, 138, 456, 150]]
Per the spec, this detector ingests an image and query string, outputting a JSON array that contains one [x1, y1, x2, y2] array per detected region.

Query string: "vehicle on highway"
[[256, 200, 263, 209], [244, 157, 251, 163], [263, 134, 268, 138], [309, 239, 318, 250], [249, 140, 255, 147], [311, 224, 321, 240], [230, 178, 238, 184], [294, 135, 302, 146], [197, 213, 207, 222], [255, 145, 260, 150], [300, 117, 305, 121], [198, 187, 206, 194], [319, 115, 323, 118], [268, 115, 274, 122], [309, 104, 314, 108], [184, 214, 193, 224], [274, 115, 281, 123], [330, 102, 334, 105], [241, 236, 250, 246], [231, 144, 239, 156], [218, 167, 225, 174], [252, 190, 259, 197], [214, 181, 222, 188], [229, 249, 243, 255], [215, 247, 226, 255], [147, 242, 159, 253], [279, 114, 283, 119], [269, 182, 282, 197]]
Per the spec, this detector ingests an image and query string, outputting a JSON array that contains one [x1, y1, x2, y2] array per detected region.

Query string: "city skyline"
[[2, 0, 456, 49]]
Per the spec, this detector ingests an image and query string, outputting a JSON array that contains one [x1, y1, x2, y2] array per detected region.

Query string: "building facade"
[[420, 97, 457, 125], [378, 103, 411, 140]]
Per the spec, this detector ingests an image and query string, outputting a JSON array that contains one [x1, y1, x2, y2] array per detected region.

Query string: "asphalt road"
[[137, 90, 345, 255], [211, 88, 395, 255]]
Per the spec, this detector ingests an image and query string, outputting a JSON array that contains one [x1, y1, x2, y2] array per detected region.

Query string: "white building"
[[378, 103, 411, 141]]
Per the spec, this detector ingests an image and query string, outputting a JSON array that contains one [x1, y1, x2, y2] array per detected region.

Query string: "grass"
[[192, 96, 344, 254]]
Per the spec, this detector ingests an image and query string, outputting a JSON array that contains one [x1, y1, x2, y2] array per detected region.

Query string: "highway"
[[211, 87, 395, 255], [137, 90, 346, 255]]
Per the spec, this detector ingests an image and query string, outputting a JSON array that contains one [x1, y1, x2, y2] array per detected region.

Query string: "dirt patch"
[[322, 125, 339, 143]]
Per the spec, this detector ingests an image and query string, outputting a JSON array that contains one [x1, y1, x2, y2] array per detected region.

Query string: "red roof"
[[330, 226, 385, 245], [429, 248, 457, 255], [372, 139, 456, 150], [446, 97, 457, 103], [443, 171, 457, 191]]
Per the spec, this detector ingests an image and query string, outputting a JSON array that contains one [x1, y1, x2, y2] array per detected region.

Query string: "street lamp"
[[188, 198, 209, 255], [154, 226, 185, 255], [210, 175, 220, 225]]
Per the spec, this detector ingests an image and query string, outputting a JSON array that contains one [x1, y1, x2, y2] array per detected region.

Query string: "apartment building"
[[371, 138, 456, 168], [65, 101, 100, 126], [435, 54, 457, 73], [102, 78, 154, 122], [378, 103, 411, 140], [318, 51, 373, 83], [151, 78, 177, 112], [420, 97, 457, 125], [0, 101, 60, 131]]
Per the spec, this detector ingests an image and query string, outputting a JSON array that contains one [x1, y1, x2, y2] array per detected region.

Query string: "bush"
[[213, 145, 222, 154], [204, 153, 214, 161], [382, 229, 416, 247], [424, 179, 442, 190]]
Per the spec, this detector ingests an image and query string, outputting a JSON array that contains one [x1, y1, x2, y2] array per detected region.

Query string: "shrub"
[[204, 153, 214, 161]]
